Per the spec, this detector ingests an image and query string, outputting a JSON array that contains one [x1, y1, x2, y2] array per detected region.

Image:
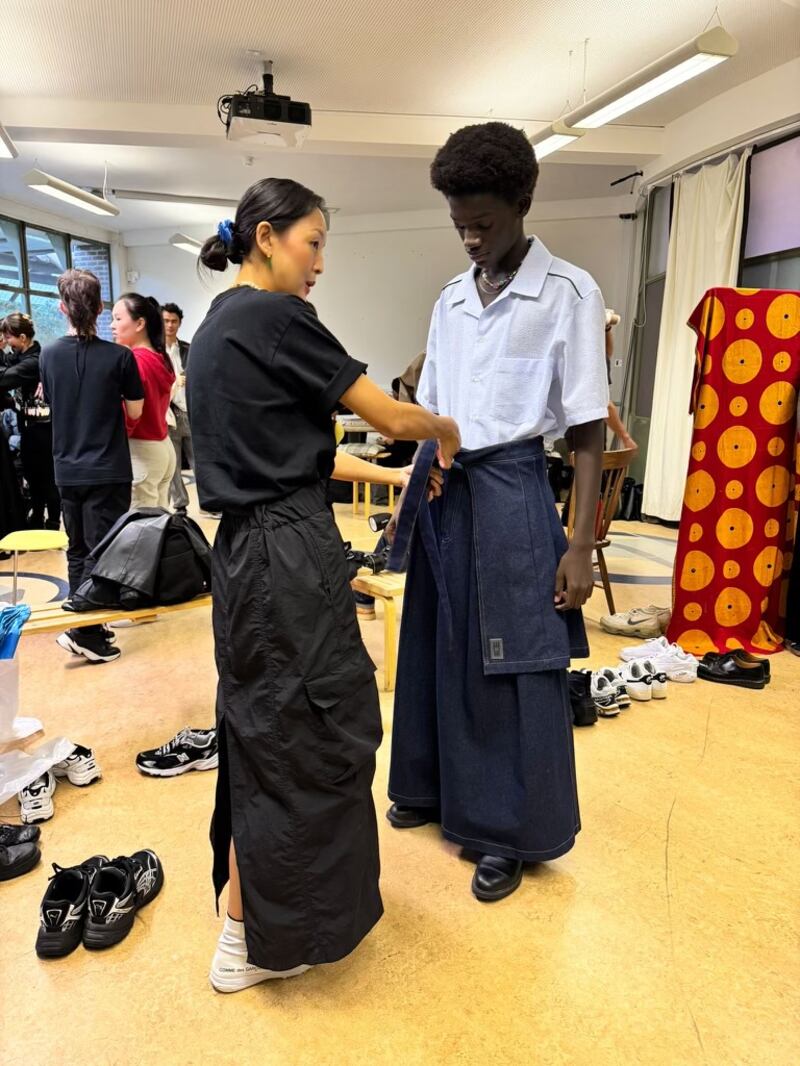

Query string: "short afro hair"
[[430, 122, 539, 204]]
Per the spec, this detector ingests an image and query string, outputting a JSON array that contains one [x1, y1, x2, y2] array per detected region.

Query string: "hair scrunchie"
[[217, 219, 235, 248]]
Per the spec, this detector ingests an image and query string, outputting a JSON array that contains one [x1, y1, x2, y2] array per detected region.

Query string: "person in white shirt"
[[162, 302, 193, 514], [387, 122, 608, 902]]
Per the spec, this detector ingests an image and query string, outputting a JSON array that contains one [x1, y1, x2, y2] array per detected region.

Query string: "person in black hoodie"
[[0, 313, 61, 529]]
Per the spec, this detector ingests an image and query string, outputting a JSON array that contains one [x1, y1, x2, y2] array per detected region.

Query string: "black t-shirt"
[[187, 288, 366, 510], [40, 336, 144, 486]]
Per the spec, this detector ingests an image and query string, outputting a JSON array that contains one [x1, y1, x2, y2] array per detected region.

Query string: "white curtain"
[[642, 151, 751, 520]]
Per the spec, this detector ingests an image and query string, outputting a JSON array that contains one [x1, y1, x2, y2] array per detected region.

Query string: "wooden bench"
[[350, 570, 406, 691], [22, 573, 407, 691], [20, 594, 213, 636]]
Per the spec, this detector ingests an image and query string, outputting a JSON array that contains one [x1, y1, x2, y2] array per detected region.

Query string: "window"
[[739, 132, 800, 293], [0, 215, 113, 346], [624, 184, 672, 481]]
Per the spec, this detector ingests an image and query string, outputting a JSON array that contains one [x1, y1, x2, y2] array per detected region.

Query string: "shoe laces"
[[155, 729, 190, 756]]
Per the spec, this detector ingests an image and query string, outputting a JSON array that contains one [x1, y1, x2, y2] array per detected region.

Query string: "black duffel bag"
[[72, 508, 212, 611]]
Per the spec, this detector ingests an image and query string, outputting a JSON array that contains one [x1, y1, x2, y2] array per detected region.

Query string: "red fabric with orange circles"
[[668, 287, 800, 656]]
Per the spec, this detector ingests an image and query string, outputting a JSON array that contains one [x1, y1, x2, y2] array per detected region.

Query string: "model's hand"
[[554, 544, 595, 611], [436, 417, 461, 469], [620, 434, 638, 453]]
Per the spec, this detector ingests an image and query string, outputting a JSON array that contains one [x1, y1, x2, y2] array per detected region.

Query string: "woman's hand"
[[397, 463, 443, 500], [436, 417, 460, 469], [554, 544, 595, 611]]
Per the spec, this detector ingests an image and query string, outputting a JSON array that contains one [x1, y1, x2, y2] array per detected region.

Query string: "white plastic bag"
[[0, 736, 76, 805], [0, 659, 20, 740]]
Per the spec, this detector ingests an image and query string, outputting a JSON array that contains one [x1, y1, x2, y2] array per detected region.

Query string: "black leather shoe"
[[702, 650, 770, 683], [471, 855, 524, 902], [698, 652, 766, 689], [0, 822, 41, 846], [0, 842, 41, 881], [386, 804, 439, 829], [567, 670, 597, 727]]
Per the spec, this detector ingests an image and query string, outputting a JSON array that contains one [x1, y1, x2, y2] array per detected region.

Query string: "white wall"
[[125, 198, 634, 391]]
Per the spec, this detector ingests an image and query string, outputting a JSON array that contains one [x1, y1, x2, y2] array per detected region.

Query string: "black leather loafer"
[[386, 804, 439, 829], [471, 855, 524, 902], [698, 652, 766, 689], [701, 650, 770, 683]]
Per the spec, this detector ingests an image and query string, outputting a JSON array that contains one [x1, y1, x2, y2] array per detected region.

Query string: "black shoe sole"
[[36, 929, 83, 958], [697, 672, 765, 690], [471, 867, 524, 903], [386, 807, 439, 829], [0, 846, 41, 882], [83, 912, 135, 949]]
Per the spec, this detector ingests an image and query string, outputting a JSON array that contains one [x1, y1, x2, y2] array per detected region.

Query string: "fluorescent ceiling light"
[[0, 123, 18, 160], [530, 121, 585, 160], [169, 233, 203, 254], [115, 189, 238, 208], [23, 168, 119, 216], [566, 27, 737, 131]]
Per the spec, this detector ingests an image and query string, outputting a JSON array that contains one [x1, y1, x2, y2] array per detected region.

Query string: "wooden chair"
[[566, 448, 637, 614]]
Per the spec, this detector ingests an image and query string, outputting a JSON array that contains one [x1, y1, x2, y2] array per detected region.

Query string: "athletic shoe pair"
[[18, 745, 102, 824], [589, 669, 630, 718], [136, 727, 218, 777], [36, 850, 164, 958], [600, 604, 671, 639], [620, 659, 668, 702], [619, 636, 698, 683]]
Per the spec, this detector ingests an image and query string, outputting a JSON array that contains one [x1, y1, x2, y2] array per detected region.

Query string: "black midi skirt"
[[210, 482, 383, 970]]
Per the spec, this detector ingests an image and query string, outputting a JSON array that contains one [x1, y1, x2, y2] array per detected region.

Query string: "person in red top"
[[111, 293, 176, 508]]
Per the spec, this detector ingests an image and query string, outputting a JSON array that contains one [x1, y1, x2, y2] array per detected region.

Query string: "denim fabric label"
[[489, 638, 504, 661]]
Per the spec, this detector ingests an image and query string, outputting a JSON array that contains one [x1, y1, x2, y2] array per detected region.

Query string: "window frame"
[[0, 213, 113, 341]]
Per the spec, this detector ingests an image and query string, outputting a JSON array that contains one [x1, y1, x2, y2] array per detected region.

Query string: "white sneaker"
[[53, 744, 102, 787], [620, 661, 653, 701], [590, 672, 620, 717], [619, 635, 671, 663], [596, 667, 631, 709], [650, 645, 698, 683], [19, 771, 57, 823], [600, 605, 671, 639], [209, 915, 311, 993], [640, 659, 668, 699]]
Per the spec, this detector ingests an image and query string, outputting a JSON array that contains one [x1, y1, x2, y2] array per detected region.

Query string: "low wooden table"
[[20, 594, 212, 636]]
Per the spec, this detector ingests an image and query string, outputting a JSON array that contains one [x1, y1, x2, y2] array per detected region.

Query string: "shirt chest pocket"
[[492, 357, 550, 425]]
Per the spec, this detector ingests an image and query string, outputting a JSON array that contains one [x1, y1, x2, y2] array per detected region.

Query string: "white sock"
[[210, 915, 311, 993]]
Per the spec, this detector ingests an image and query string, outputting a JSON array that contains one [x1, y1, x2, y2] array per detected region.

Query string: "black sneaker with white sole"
[[56, 628, 120, 663], [83, 849, 164, 950], [136, 728, 218, 778], [36, 855, 108, 958]]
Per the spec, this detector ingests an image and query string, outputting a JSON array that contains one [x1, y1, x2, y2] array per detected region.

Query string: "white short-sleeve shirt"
[[417, 238, 610, 449]]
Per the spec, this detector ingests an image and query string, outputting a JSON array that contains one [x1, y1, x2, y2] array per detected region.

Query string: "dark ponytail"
[[199, 177, 329, 274], [119, 292, 171, 372], [57, 270, 103, 338]]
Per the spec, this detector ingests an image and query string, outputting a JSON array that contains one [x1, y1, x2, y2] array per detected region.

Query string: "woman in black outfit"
[[0, 313, 60, 529], [188, 177, 459, 993]]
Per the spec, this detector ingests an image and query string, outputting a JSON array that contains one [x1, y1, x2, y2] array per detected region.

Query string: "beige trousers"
[[129, 437, 177, 510]]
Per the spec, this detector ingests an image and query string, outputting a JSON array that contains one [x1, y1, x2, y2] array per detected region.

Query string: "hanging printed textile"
[[668, 287, 800, 655]]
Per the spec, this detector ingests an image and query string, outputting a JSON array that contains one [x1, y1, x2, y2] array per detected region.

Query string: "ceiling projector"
[[219, 61, 311, 149]]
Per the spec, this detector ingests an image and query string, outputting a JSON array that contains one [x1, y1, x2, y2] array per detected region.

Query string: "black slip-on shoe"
[[0, 843, 41, 882], [386, 804, 440, 829], [698, 653, 766, 689], [471, 855, 524, 902]]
